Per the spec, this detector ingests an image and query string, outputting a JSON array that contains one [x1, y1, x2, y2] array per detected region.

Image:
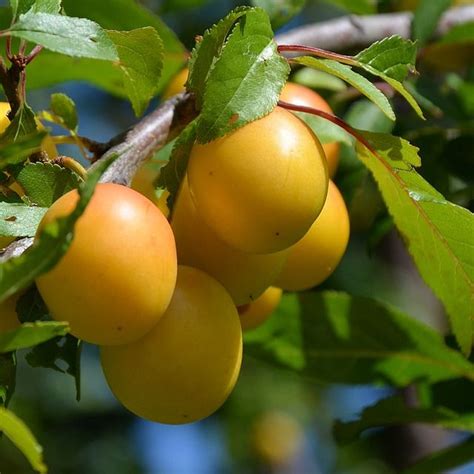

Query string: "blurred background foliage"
[[0, 0, 473, 472]]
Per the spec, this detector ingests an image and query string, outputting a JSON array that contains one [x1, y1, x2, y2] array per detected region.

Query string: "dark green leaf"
[[402, 436, 474, 474], [0, 131, 46, 170], [157, 120, 198, 210], [0, 202, 47, 237], [187, 6, 252, 109], [0, 407, 47, 473], [357, 132, 474, 354], [251, 0, 305, 30], [8, 12, 118, 60], [50, 93, 78, 131], [15, 162, 81, 207], [0, 154, 116, 303], [438, 21, 474, 45], [15, 284, 49, 323], [197, 8, 290, 142], [26, 335, 82, 401], [0, 352, 16, 406], [62, 0, 185, 93], [0, 321, 68, 353], [321, 0, 375, 14], [0, 104, 37, 144], [293, 57, 395, 121], [413, 0, 453, 46], [107, 27, 164, 116], [355, 36, 417, 83], [245, 292, 474, 385], [334, 395, 474, 444]]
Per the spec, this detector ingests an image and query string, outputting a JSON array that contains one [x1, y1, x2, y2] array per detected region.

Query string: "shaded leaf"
[[0, 202, 47, 237], [0, 321, 68, 353], [50, 93, 78, 131], [0, 104, 37, 144], [15, 161, 81, 207], [297, 112, 351, 145], [334, 395, 474, 444], [357, 131, 474, 354], [293, 57, 395, 120], [292, 67, 347, 92], [413, 0, 452, 46], [0, 352, 16, 406], [157, 120, 197, 210], [15, 284, 50, 323], [107, 27, 164, 116], [197, 8, 289, 142], [251, 0, 305, 30], [0, 407, 46, 473], [0, 131, 46, 170], [245, 292, 474, 385], [8, 12, 118, 60]]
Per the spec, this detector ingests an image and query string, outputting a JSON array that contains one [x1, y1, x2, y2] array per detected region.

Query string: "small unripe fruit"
[[188, 106, 328, 254], [276, 180, 349, 291], [36, 183, 177, 346], [172, 180, 287, 305], [238, 287, 282, 331], [280, 82, 340, 177], [101, 265, 243, 424]]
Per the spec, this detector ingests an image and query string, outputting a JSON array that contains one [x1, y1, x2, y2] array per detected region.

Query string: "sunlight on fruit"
[[35, 183, 177, 345], [188, 106, 329, 254], [162, 68, 188, 100], [101, 265, 243, 424]]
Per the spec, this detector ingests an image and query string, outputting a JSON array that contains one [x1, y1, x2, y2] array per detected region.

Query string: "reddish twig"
[[278, 44, 356, 65]]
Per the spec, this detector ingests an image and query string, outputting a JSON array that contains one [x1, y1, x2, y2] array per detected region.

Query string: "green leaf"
[[251, 0, 305, 30], [0, 407, 47, 473], [15, 284, 50, 322], [245, 292, 474, 385], [402, 436, 474, 474], [187, 6, 252, 109], [438, 21, 474, 45], [197, 8, 290, 142], [0, 104, 38, 143], [107, 27, 164, 117], [355, 36, 417, 83], [357, 131, 474, 354], [0, 321, 69, 353], [0, 202, 47, 237], [413, 0, 453, 46], [293, 57, 395, 121], [157, 120, 198, 210], [353, 38, 424, 119], [8, 12, 118, 60], [334, 395, 474, 444], [0, 352, 16, 406], [0, 131, 46, 169], [50, 93, 78, 131], [26, 335, 82, 401], [292, 68, 347, 92], [62, 0, 185, 93], [0, 154, 116, 303], [15, 162, 81, 207], [296, 112, 352, 145], [28, 0, 62, 14]]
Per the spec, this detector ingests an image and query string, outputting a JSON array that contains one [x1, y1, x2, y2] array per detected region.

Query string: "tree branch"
[[274, 5, 474, 50]]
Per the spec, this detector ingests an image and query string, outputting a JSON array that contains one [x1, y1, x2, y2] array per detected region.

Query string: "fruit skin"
[[0, 294, 21, 333], [0, 102, 57, 158], [172, 180, 287, 305], [238, 287, 282, 331], [162, 68, 188, 100], [131, 162, 170, 217], [101, 265, 243, 425], [35, 183, 177, 346], [275, 180, 349, 291], [188, 106, 328, 254], [280, 82, 340, 178]]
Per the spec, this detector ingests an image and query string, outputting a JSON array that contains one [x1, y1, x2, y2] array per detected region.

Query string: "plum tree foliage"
[[0, 1, 472, 472]]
